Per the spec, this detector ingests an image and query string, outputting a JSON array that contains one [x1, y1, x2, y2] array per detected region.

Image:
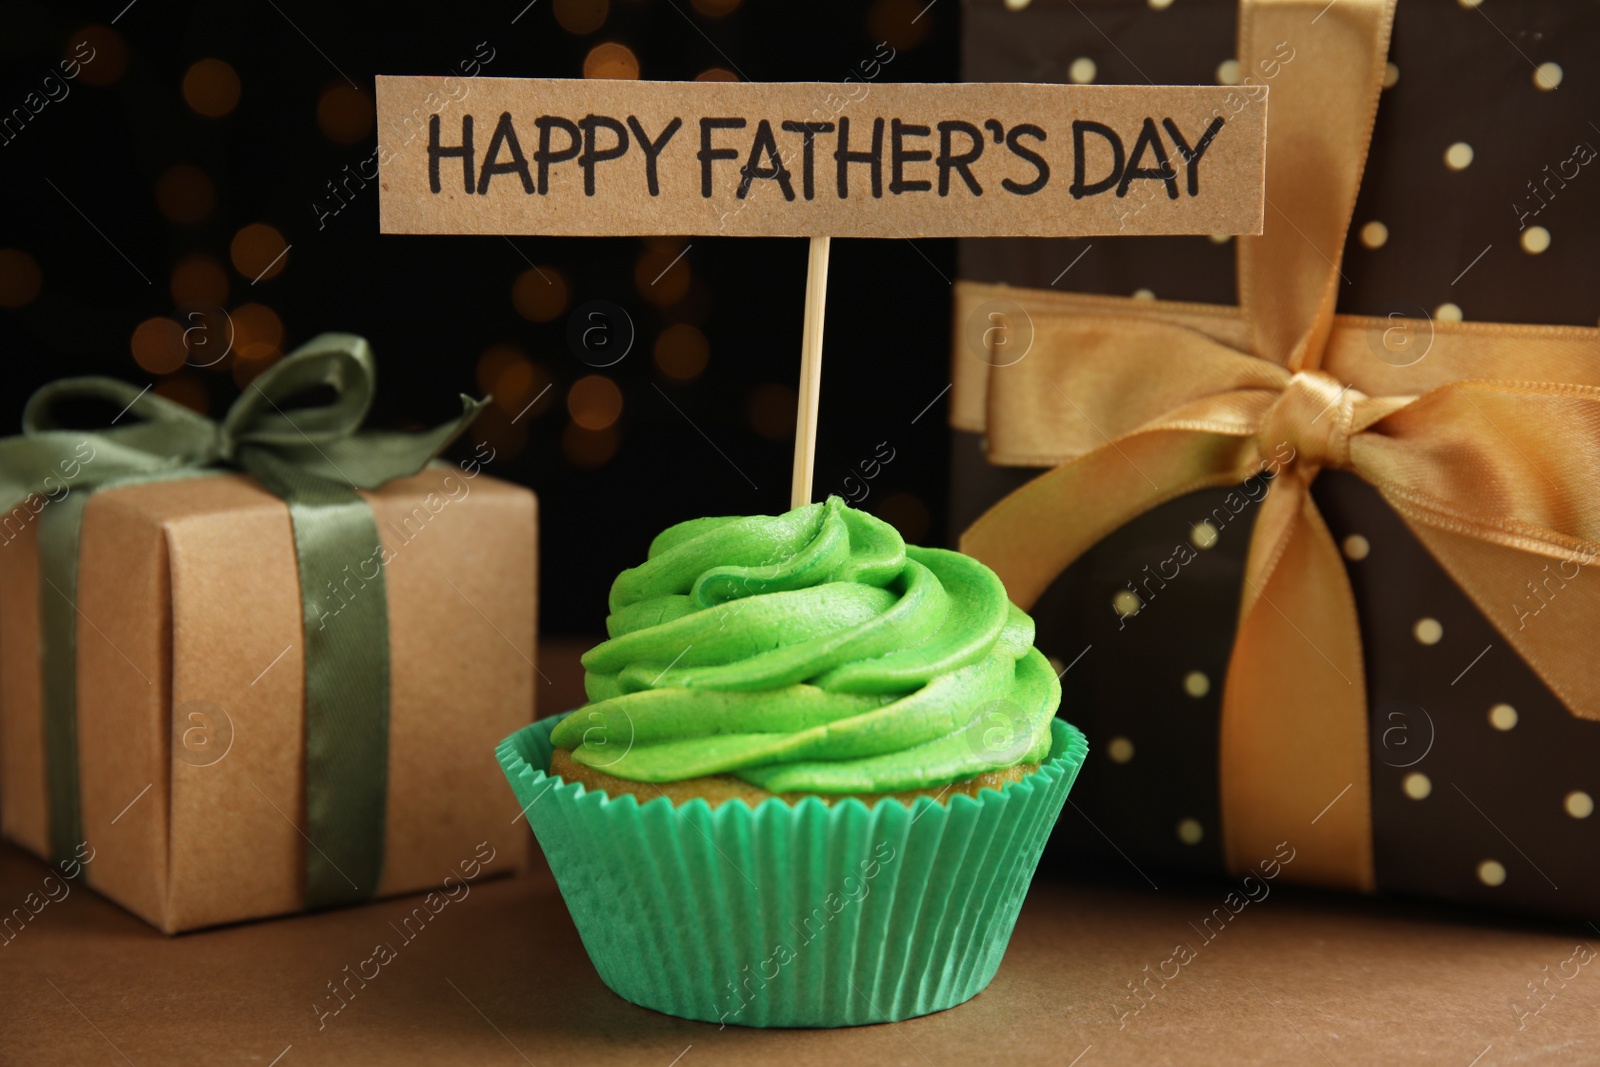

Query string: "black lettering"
[[1161, 117, 1224, 196], [936, 120, 984, 196], [737, 119, 795, 200], [1001, 123, 1049, 195], [699, 117, 746, 198], [578, 114, 630, 196], [781, 121, 834, 200], [428, 114, 475, 195], [534, 116, 581, 193], [1071, 120, 1124, 199], [1118, 117, 1178, 199], [476, 112, 534, 195], [627, 115, 682, 196], [890, 119, 931, 194], [834, 116, 884, 199]]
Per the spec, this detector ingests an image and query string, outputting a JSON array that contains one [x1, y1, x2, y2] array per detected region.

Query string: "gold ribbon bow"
[[954, 0, 1600, 888]]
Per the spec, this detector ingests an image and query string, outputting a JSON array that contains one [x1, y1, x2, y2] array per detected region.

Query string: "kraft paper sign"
[[375, 77, 1266, 238]]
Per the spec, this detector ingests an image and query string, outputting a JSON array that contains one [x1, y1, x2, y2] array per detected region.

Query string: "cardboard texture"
[[0, 467, 537, 932], [375, 77, 1266, 237]]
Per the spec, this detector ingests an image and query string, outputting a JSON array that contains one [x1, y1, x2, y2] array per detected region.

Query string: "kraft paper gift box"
[[0, 336, 536, 932], [950, 0, 1600, 918]]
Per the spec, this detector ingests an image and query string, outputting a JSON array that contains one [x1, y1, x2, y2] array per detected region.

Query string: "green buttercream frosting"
[[550, 496, 1061, 793]]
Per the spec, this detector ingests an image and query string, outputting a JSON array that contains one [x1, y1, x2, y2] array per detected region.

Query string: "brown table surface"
[[5, 642, 1598, 1065]]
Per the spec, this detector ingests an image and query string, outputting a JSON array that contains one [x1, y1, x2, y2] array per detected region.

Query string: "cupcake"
[[497, 496, 1087, 1027]]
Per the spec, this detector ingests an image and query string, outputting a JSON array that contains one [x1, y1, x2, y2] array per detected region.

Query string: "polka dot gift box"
[[949, 0, 1600, 919]]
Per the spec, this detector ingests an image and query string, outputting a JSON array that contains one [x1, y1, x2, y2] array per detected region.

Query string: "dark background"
[[0, 0, 958, 636]]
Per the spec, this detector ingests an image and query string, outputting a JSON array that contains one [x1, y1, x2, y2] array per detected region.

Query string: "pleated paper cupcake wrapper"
[[497, 714, 1088, 1028]]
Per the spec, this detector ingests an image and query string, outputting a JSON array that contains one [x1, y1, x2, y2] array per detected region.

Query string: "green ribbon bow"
[[0, 333, 486, 908]]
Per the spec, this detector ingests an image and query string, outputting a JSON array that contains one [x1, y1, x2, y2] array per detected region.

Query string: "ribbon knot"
[[0, 333, 488, 909], [1258, 370, 1358, 474]]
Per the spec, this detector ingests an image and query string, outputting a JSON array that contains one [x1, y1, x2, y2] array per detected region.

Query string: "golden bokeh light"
[[170, 255, 229, 307], [67, 26, 127, 87], [230, 223, 288, 282], [511, 267, 569, 322], [568, 374, 623, 430], [154, 374, 209, 415], [230, 303, 284, 361], [664, 277, 714, 326], [155, 164, 216, 225], [555, 0, 609, 34], [233, 349, 280, 388], [0, 249, 43, 309], [180, 308, 233, 370], [562, 422, 619, 468], [477, 344, 553, 416], [583, 42, 640, 80], [131, 317, 187, 374], [875, 491, 930, 545], [635, 246, 690, 306], [316, 84, 374, 144], [868, 0, 930, 51], [477, 344, 523, 395], [653, 324, 709, 381], [746, 383, 796, 441], [642, 235, 687, 253], [183, 58, 241, 118], [694, 68, 739, 82]]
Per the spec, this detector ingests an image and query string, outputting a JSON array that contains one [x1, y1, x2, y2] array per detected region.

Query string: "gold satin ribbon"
[[953, 0, 1600, 890]]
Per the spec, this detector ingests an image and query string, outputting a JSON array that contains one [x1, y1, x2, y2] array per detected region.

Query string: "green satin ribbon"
[[0, 334, 485, 908]]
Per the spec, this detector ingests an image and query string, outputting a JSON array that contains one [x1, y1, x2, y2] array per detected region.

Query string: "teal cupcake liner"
[[496, 714, 1088, 1028]]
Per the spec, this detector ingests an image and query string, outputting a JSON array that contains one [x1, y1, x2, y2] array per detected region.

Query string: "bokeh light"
[[635, 244, 690, 306], [511, 267, 569, 322], [868, 0, 930, 51], [555, 0, 609, 34], [154, 374, 209, 415], [183, 58, 241, 118], [583, 42, 640, 80], [67, 26, 127, 87], [695, 68, 739, 82], [0, 249, 42, 309], [664, 277, 714, 326], [477, 343, 554, 417], [233, 350, 280, 388], [562, 422, 620, 468], [180, 308, 234, 370], [231, 303, 283, 361], [568, 374, 623, 430], [170, 255, 229, 307], [230, 223, 288, 282], [316, 85, 374, 144], [155, 164, 216, 225], [746, 383, 796, 440], [875, 490, 930, 544], [653, 324, 709, 381], [131, 317, 187, 374]]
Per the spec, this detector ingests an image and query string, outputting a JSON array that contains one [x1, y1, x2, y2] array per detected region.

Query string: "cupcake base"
[[548, 747, 1039, 808], [497, 713, 1087, 1028]]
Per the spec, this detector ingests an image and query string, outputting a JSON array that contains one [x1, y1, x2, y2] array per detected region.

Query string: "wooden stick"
[[790, 235, 831, 510]]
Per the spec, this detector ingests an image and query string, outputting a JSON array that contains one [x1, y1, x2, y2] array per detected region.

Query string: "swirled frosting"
[[549, 496, 1060, 793]]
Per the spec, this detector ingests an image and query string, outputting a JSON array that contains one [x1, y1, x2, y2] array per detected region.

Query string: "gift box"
[[0, 336, 536, 932], [950, 0, 1600, 917]]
